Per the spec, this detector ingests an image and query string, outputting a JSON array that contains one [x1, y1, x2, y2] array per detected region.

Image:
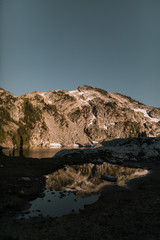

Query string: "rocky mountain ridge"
[[0, 85, 160, 148]]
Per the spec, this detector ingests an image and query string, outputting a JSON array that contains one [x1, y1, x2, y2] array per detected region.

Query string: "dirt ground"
[[0, 150, 160, 240]]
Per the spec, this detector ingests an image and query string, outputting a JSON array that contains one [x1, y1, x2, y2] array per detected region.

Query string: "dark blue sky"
[[0, 0, 160, 107]]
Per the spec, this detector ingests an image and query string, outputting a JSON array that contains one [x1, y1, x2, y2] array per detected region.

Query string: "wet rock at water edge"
[[101, 175, 117, 182], [22, 210, 30, 214], [92, 159, 104, 165], [21, 177, 31, 181]]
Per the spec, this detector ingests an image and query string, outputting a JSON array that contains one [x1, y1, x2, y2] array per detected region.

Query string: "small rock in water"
[[60, 192, 66, 197], [101, 175, 117, 182], [22, 210, 30, 214], [130, 158, 137, 161], [21, 177, 31, 181]]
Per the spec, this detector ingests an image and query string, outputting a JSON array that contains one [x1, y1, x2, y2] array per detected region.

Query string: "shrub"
[[5, 95, 16, 104], [43, 103, 57, 113], [56, 91, 75, 102], [94, 87, 109, 96], [12, 123, 31, 148], [22, 99, 41, 128], [0, 107, 11, 125], [12, 99, 42, 148], [105, 102, 117, 108], [68, 108, 81, 122]]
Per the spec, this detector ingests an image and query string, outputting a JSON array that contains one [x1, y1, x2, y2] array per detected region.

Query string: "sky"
[[0, 0, 160, 107]]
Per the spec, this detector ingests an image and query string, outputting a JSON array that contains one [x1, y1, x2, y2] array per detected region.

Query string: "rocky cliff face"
[[0, 86, 160, 148]]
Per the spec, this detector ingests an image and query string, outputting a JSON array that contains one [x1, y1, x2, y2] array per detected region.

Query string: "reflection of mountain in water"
[[46, 163, 148, 197]]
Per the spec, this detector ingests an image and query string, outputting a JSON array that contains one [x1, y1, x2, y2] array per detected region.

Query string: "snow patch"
[[104, 125, 108, 130], [69, 90, 89, 105], [133, 108, 160, 123], [88, 115, 96, 127], [91, 141, 99, 147], [50, 143, 62, 148], [86, 97, 94, 102], [69, 90, 78, 94], [69, 89, 95, 105], [134, 108, 150, 118], [73, 143, 80, 148], [39, 93, 45, 97], [78, 92, 84, 95], [150, 117, 160, 123], [79, 99, 89, 105]]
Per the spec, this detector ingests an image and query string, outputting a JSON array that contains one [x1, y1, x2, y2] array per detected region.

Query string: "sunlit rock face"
[[0, 86, 160, 148], [45, 163, 148, 197]]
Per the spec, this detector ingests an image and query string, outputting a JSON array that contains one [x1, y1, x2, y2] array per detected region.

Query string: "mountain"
[[0, 85, 160, 148]]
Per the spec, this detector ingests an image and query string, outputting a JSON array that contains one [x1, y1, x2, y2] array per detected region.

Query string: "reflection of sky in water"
[[20, 190, 100, 219]]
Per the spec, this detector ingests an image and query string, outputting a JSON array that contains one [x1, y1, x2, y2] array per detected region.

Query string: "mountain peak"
[[0, 86, 160, 149]]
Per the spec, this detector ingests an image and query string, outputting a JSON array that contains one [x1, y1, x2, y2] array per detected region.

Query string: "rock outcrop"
[[53, 137, 160, 163], [0, 86, 160, 148]]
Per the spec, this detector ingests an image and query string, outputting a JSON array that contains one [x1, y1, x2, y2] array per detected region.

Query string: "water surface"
[[19, 162, 148, 219], [2, 148, 64, 158], [21, 190, 100, 219]]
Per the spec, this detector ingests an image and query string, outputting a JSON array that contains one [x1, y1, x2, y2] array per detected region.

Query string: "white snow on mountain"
[[133, 108, 160, 123], [88, 115, 96, 127]]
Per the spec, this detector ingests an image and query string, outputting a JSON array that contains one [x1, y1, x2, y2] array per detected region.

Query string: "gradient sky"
[[0, 0, 160, 107]]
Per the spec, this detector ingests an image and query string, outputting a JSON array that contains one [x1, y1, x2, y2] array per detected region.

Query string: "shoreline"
[[0, 142, 160, 239]]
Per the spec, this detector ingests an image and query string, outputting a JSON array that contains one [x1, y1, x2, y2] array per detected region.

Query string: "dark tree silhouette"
[[20, 136, 23, 157]]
